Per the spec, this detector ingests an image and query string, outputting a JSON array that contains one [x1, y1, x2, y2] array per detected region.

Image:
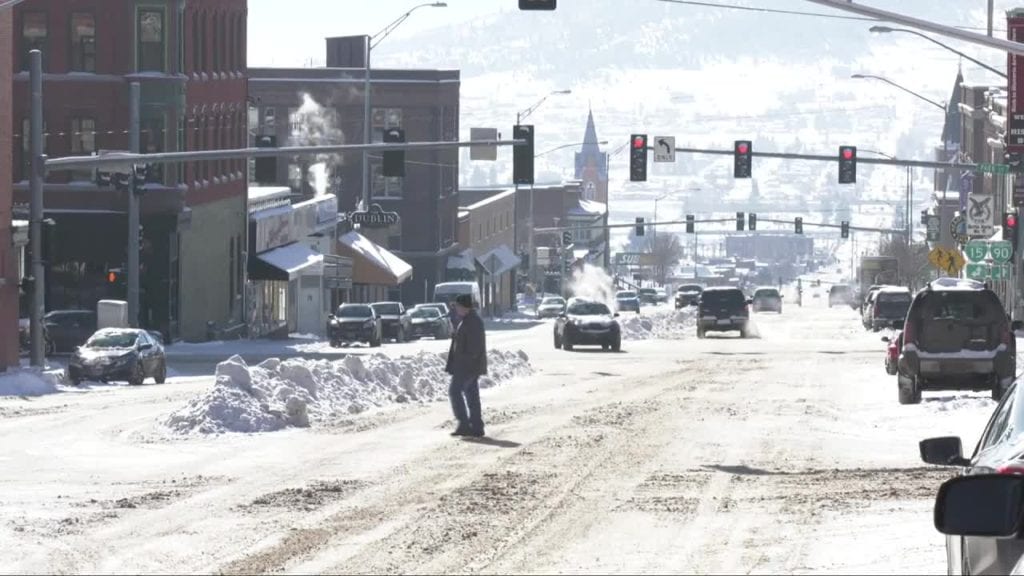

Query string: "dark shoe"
[[451, 424, 471, 436], [468, 427, 486, 438]]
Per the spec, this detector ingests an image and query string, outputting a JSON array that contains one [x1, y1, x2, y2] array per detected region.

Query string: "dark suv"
[[697, 287, 751, 339], [371, 302, 412, 343], [897, 278, 1016, 404]]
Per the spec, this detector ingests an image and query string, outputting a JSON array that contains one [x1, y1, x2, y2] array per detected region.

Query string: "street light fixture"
[[361, 2, 447, 211], [869, 26, 1007, 79], [517, 89, 572, 125], [850, 73, 947, 112]]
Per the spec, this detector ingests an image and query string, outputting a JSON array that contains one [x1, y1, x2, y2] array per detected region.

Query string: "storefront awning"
[[251, 242, 324, 281], [338, 231, 413, 285], [447, 249, 475, 272], [476, 244, 520, 276]]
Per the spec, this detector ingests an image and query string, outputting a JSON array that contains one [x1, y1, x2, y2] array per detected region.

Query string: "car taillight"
[[998, 465, 1024, 475], [903, 320, 916, 344]]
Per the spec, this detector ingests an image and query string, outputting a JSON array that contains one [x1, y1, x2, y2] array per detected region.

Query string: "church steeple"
[[582, 108, 601, 153]]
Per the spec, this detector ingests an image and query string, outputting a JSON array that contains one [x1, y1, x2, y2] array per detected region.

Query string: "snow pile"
[[620, 308, 698, 340], [163, 349, 532, 434], [568, 264, 619, 311], [0, 369, 60, 397]]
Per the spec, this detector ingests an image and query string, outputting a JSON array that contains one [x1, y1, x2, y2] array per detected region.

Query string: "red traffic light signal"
[[1007, 214, 1018, 229], [736, 142, 749, 155], [842, 148, 854, 160], [107, 271, 119, 283], [632, 135, 647, 149]]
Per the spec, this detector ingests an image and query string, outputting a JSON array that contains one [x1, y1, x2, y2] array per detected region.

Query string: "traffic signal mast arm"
[[668, 145, 985, 173], [534, 218, 904, 235]]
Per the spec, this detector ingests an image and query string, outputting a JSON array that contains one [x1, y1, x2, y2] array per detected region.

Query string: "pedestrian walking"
[[445, 294, 487, 437]]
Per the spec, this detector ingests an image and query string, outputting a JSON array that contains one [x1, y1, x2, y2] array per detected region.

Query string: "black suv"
[[675, 284, 703, 309], [371, 302, 412, 343], [328, 304, 383, 347], [697, 287, 751, 338], [897, 278, 1016, 404]]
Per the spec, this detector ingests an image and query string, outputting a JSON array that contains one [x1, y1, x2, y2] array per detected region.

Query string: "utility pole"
[[988, 0, 995, 37], [361, 36, 372, 212], [29, 50, 45, 367], [128, 82, 141, 327]]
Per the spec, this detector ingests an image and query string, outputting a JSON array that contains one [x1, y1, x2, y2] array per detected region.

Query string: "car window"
[[567, 302, 611, 315], [617, 292, 636, 298], [541, 297, 564, 305], [86, 331, 139, 349], [978, 389, 1018, 455], [924, 293, 990, 321], [701, 290, 745, 305], [411, 308, 440, 319], [371, 303, 402, 315], [755, 289, 779, 297], [338, 305, 373, 318]]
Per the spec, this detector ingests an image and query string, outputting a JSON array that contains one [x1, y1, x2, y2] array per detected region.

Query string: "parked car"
[[675, 284, 704, 309], [920, 378, 1024, 574], [42, 310, 97, 354], [536, 296, 567, 319], [408, 305, 451, 340], [882, 331, 903, 376], [654, 288, 669, 303], [828, 284, 853, 308], [751, 287, 783, 313], [553, 299, 622, 352], [897, 278, 1016, 404], [638, 287, 660, 305], [66, 328, 166, 386], [327, 304, 382, 347], [867, 286, 912, 331], [616, 290, 641, 313], [859, 284, 888, 326], [930, 473, 1024, 575], [371, 302, 412, 343], [697, 287, 752, 339], [416, 302, 452, 321]]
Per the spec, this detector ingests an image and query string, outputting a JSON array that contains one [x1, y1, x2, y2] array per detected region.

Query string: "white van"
[[433, 281, 481, 307]]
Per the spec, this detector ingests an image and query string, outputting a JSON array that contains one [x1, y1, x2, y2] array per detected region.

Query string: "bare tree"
[[879, 235, 933, 291], [646, 233, 685, 284]]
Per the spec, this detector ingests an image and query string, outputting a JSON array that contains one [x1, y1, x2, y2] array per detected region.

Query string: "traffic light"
[[254, 135, 277, 183], [748, 213, 757, 231], [133, 164, 149, 188], [838, 145, 857, 184], [107, 270, 120, 284], [635, 217, 645, 237], [736, 212, 745, 231], [113, 171, 131, 191], [382, 127, 406, 177], [686, 214, 695, 234], [795, 217, 803, 235], [1004, 211, 1018, 251], [562, 230, 572, 245], [96, 170, 112, 188], [734, 140, 752, 179], [630, 134, 648, 182], [520, 0, 556, 9], [841, 220, 849, 239], [513, 124, 535, 185]]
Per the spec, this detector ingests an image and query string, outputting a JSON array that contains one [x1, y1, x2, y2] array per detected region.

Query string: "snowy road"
[[0, 301, 999, 574]]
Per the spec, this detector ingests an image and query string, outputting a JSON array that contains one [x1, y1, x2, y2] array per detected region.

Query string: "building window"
[[371, 108, 402, 142], [220, 13, 228, 72], [237, 13, 246, 69], [212, 13, 221, 72], [70, 13, 96, 72], [21, 12, 47, 71], [191, 11, 200, 73], [137, 9, 165, 72], [69, 117, 96, 182], [371, 164, 403, 198], [141, 115, 165, 183]]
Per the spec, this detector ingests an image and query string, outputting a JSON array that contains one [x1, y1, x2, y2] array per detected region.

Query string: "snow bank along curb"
[[620, 308, 698, 340], [0, 368, 63, 397], [163, 349, 532, 434]]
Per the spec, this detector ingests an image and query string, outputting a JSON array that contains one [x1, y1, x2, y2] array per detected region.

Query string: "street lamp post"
[[515, 89, 571, 289], [869, 26, 1007, 79], [850, 74, 947, 112], [362, 2, 446, 212]]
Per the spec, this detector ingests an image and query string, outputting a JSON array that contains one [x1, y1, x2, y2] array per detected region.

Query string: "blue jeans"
[[449, 375, 483, 432]]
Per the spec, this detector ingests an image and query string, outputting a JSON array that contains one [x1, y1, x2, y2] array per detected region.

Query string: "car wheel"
[[396, 328, 405, 343], [612, 337, 621, 352], [898, 374, 921, 405], [697, 328, 705, 339], [155, 361, 167, 384], [371, 335, 382, 348], [740, 328, 750, 339], [553, 332, 561, 349], [129, 361, 145, 386], [562, 337, 573, 351]]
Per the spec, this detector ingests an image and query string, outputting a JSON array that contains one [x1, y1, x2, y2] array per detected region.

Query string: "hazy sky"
[[248, 0, 509, 67]]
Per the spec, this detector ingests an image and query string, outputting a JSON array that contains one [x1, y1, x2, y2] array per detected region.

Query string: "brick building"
[[454, 188, 519, 315], [248, 35, 461, 306], [10, 0, 248, 342], [0, 5, 19, 371]]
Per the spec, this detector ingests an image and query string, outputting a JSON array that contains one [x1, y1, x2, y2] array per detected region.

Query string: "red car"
[[882, 331, 903, 375]]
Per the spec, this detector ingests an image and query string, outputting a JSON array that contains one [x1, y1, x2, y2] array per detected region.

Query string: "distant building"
[[574, 109, 608, 204], [455, 188, 518, 315]]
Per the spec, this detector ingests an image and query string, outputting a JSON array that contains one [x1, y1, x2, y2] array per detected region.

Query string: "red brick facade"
[[0, 7, 16, 371]]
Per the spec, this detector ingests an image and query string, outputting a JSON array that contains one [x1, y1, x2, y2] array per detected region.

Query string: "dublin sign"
[[348, 203, 400, 229]]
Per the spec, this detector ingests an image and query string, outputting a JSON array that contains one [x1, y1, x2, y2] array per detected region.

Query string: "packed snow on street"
[[0, 294, 1001, 574]]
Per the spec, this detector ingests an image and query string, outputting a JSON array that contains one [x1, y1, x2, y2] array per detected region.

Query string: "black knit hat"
[[454, 294, 474, 308]]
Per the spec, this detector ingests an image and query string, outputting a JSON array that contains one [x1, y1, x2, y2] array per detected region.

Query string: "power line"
[[655, 0, 1005, 32]]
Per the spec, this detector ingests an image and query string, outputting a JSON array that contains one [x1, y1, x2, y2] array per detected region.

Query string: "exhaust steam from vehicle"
[[568, 264, 619, 312]]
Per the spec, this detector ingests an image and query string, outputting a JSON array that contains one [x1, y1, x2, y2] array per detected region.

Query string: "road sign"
[[950, 214, 968, 245], [966, 193, 995, 237], [653, 136, 675, 162], [979, 163, 1011, 175], [929, 246, 966, 276], [485, 253, 501, 276], [949, 249, 966, 274], [926, 215, 941, 242], [965, 241, 989, 262], [992, 264, 1012, 280], [991, 240, 1014, 263], [966, 263, 989, 280], [469, 127, 498, 161]]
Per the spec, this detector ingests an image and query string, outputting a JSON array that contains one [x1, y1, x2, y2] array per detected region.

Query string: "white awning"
[[447, 249, 475, 271], [476, 244, 520, 276], [339, 231, 413, 284], [257, 242, 324, 279]]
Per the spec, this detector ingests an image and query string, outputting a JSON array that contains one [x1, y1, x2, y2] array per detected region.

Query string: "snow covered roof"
[[929, 277, 985, 291], [257, 242, 324, 278], [339, 231, 413, 284], [475, 244, 519, 276]]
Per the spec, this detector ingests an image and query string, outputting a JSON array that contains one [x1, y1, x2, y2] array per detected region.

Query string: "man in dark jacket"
[[445, 294, 487, 437]]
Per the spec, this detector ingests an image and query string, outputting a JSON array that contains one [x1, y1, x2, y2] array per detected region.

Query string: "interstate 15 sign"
[[348, 204, 399, 228]]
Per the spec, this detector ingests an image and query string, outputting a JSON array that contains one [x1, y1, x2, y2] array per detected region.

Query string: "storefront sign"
[[1009, 12, 1024, 153], [253, 207, 295, 253], [349, 203, 400, 228]]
